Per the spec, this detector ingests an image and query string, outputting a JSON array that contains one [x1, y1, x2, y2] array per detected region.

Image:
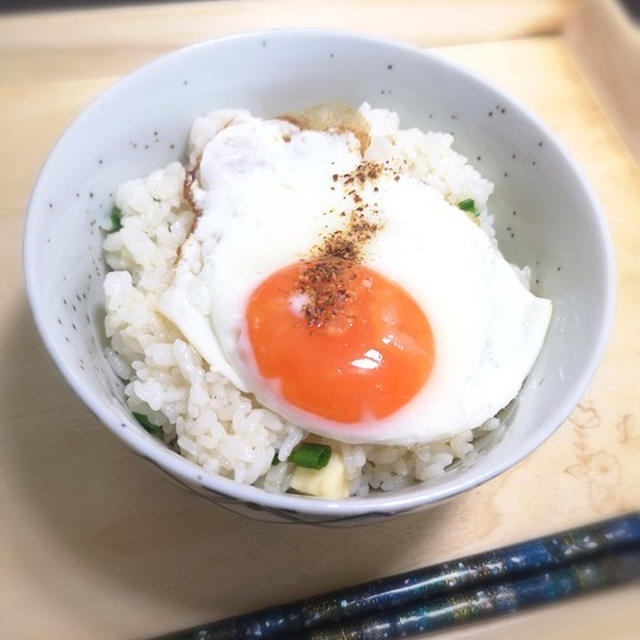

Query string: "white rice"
[[102, 105, 512, 497]]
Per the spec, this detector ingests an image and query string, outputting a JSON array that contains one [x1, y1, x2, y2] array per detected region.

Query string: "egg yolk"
[[245, 260, 434, 424]]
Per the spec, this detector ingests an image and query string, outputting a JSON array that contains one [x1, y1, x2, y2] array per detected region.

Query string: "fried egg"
[[159, 108, 552, 446]]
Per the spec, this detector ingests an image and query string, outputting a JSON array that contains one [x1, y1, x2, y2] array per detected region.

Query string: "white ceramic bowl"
[[24, 30, 615, 525]]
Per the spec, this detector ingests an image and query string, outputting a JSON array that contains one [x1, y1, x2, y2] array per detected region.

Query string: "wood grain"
[[565, 0, 640, 162], [0, 0, 575, 84], [1, 1, 639, 638]]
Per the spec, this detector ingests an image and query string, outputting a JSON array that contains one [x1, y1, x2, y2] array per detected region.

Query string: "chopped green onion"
[[110, 206, 123, 232], [289, 443, 332, 470], [133, 412, 163, 437], [272, 443, 333, 469], [457, 198, 479, 216]]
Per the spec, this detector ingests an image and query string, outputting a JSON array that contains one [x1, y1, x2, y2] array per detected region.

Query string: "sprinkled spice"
[[298, 215, 379, 327], [177, 154, 203, 264], [297, 159, 384, 328], [183, 158, 201, 218]]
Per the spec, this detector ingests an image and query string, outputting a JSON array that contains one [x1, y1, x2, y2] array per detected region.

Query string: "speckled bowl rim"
[[24, 28, 616, 518]]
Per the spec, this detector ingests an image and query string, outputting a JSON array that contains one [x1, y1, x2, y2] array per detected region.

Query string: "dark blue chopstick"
[[294, 551, 639, 639], [153, 512, 639, 640], [294, 551, 640, 640]]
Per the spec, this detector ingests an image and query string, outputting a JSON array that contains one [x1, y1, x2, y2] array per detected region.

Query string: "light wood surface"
[[0, 0, 574, 84], [1, 1, 638, 639], [565, 0, 640, 162]]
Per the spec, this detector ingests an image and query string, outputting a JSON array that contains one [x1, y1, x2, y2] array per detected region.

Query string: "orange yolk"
[[245, 260, 435, 424]]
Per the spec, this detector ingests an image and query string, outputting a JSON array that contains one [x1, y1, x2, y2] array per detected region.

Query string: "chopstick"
[[290, 551, 640, 639], [152, 513, 639, 640]]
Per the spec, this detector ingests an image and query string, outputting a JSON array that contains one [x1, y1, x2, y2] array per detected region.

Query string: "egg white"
[[160, 110, 552, 445]]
